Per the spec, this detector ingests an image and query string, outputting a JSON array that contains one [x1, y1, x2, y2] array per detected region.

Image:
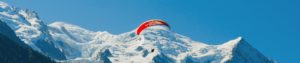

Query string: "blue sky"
[[2, 0, 299, 62]]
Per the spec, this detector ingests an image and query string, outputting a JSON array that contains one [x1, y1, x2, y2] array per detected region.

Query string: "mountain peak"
[[219, 37, 276, 63], [221, 36, 243, 49], [0, 1, 276, 63], [49, 22, 95, 34], [49, 22, 81, 29]]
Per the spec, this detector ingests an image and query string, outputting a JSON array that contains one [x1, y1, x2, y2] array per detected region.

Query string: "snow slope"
[[0, 19, 54, 63], [0, 1, 66, 60], [0, 1, 276, 63]]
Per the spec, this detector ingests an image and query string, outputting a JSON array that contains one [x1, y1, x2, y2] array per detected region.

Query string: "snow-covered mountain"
[[0, 1, 276, 63], [0, 18, 54, 63]]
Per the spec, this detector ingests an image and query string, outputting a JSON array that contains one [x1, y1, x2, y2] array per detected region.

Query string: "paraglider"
[[127, 19, 170, 55], [136, 19, 170, 35]]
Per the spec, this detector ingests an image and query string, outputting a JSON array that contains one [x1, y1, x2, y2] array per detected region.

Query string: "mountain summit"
[[0, 1, 276, 63]]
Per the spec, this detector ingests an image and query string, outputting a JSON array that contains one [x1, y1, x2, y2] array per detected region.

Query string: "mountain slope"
[[0, 1, 276, 63], [0, 1, 66, 60], [46, 24, 276, 63], [0, 20, 54, 63], [222, 38, 275, 63]]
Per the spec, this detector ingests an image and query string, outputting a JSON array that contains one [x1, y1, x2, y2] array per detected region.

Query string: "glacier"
[[0, 1, 276, 63], [0, 19, 54, 63]]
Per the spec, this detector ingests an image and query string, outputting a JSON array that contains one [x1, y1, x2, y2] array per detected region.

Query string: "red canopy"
[[136, 20, 170, 35]]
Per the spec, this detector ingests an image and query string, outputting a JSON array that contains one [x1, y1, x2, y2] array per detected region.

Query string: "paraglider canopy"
[[136, 19, 170, 35]]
